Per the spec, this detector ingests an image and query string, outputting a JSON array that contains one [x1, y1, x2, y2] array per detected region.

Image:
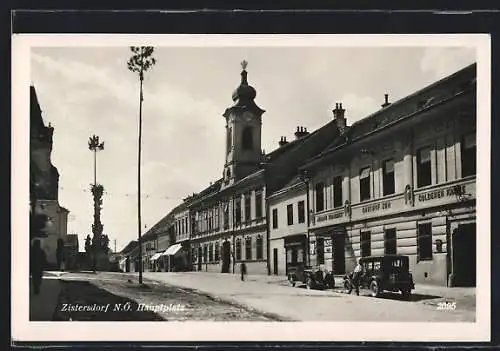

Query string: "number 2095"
[[437, 301, 456, 310]]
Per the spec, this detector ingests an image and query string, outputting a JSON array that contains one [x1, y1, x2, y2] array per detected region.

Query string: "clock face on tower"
[[242, 111, 253, 123]]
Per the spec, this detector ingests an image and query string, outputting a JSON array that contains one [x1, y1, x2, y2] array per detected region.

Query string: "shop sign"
[[361, 201, 392, 214], [417, 184, 466, 203]]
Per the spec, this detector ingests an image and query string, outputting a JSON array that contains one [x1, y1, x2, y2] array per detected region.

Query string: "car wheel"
[[370, 280, 380, 297], [344, 281, 352, 294], [401, 288, 411, 300], [306, 277, 313, 290]]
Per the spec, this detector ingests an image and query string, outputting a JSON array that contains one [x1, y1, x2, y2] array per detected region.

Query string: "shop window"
[[360, 231, 371, 257], [315, 182, 325, 212], [245, 237, 252, 260], [297, 248, 304, 263], [272, 208, 278, 229], [461, 133, 476, 177], [316, 238, 325, 264], [333, 176, 343, 208], [255, 191, 263, 218], [417, 223, 433, 261], [209, 243, 214, 262], [384, 228, 397, 255], [417, 147, 432, 188], [359, 167, 371, 201], [383, 159, 395, 196], [214, 242, 220, 262], [235, 238, 242, 260], [298, 200, 305, 223], [287, 204, 294, 225], [256, 235, 263, 260], [235, 199, 242, 225], [242, 127, 253, 150], [245, 194, 251, 222]]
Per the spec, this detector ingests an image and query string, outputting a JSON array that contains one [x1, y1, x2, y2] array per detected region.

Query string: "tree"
[[127, 46, 157, 285]]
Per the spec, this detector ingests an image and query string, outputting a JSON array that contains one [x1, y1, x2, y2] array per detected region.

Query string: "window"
[[223, 202, 229, 229], [242, 127, 253, 150], [417, 147, 432, 188], [215, 242, 220, 262], [209, 243, 214, 262], [227, 127, 232, 154], [383, 159, 395, 196], [316, 238, 325, 264], [287, 204, 294, 225], [315, 182, 325, 212], [384, 228, 397, 255], [298, 200, 305, 223], [256, 235, 263, 260], [333, 176, 343, 208], [255, 192, 263, 218], [461, 133, 476, 177], [203, 245, 208, 263], [208, 212, 212, 231], [235, 238, 242, 260], [245, 237, 252, 260], [272, 208, 278, 229], [359, 167, 371, 201], [360, 231, 371, 257], [245, 194, 251, 222], [417, 223, 433, 261], [235, 199, 242, 225]]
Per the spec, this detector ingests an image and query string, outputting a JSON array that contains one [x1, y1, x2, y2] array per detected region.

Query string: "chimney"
[[278, 136, 289, 147], [294, 126, 310, 139], [381, 94, 391, 108], [333, 102, 346, 132]]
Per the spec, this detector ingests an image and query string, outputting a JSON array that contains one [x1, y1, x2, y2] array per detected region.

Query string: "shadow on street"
[[53, 281, 164, 321]]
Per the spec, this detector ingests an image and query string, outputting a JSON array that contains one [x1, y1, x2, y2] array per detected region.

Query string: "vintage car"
[[288, 263, 335, 290], [343, 255, 415, 298]]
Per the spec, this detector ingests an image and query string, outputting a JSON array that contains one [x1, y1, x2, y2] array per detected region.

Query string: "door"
[[273, 248, 278, 275], [453, 223, 476, 286], [221, 241, 231, 273], [197, 247, 202, 271], [333, 233, 346, 274]]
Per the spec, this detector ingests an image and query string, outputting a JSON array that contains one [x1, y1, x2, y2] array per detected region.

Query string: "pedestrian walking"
[[30, 239, 47, 295], [240, 262, 247, 281]]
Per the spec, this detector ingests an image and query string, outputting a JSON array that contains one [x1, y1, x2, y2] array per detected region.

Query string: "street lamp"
[[127, 46, 157, 285]]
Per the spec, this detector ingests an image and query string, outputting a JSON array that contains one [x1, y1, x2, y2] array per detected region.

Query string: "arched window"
[[226, 127, 232, 154], [242, 127, 253, 150]]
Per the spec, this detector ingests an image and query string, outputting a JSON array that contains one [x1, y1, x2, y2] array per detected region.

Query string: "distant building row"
[[121, 63, 477, 287]]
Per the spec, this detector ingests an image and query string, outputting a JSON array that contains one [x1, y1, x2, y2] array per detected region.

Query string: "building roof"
[[304, 62, 476, 167], [120, 240, 138, 254]]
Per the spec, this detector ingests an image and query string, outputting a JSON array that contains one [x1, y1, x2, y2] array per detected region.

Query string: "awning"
[[149, 252, 163, 261], [162, 243, 182, 256]]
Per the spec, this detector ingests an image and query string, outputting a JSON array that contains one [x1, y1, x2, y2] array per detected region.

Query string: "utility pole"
[[127, 46, 157, 285], [114, 239, 117, 253]]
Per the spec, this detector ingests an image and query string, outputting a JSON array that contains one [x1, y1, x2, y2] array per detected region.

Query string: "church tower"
[[221, 61, 265, 188]]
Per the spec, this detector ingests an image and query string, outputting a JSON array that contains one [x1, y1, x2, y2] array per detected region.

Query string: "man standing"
[[353, 257, 364, 296], [30, 239, 47, 295], [240, 262, 247, 281]]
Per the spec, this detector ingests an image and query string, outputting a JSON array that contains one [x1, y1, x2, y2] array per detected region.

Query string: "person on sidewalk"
[[30, 239, 47, 295], [352, 258, 364, 296], [240, 262, 247, 281]]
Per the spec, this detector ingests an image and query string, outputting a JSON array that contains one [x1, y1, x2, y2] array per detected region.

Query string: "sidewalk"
[[29, 277, 62, 321]]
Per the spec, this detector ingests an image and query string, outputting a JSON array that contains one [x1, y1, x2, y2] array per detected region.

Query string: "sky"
[[30, 44, 476, 252]]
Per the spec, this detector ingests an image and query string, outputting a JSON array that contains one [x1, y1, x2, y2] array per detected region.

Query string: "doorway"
[[273, 248, 278, 275], [221, 241, 231, 273], [197, 247, 202, 271], [332, 233, 346, 274], [452, 222, 476, 287]]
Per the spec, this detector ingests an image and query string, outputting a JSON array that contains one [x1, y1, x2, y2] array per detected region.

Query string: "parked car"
[[343, 255, 415, 298], [288, 263, 335, 290]]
